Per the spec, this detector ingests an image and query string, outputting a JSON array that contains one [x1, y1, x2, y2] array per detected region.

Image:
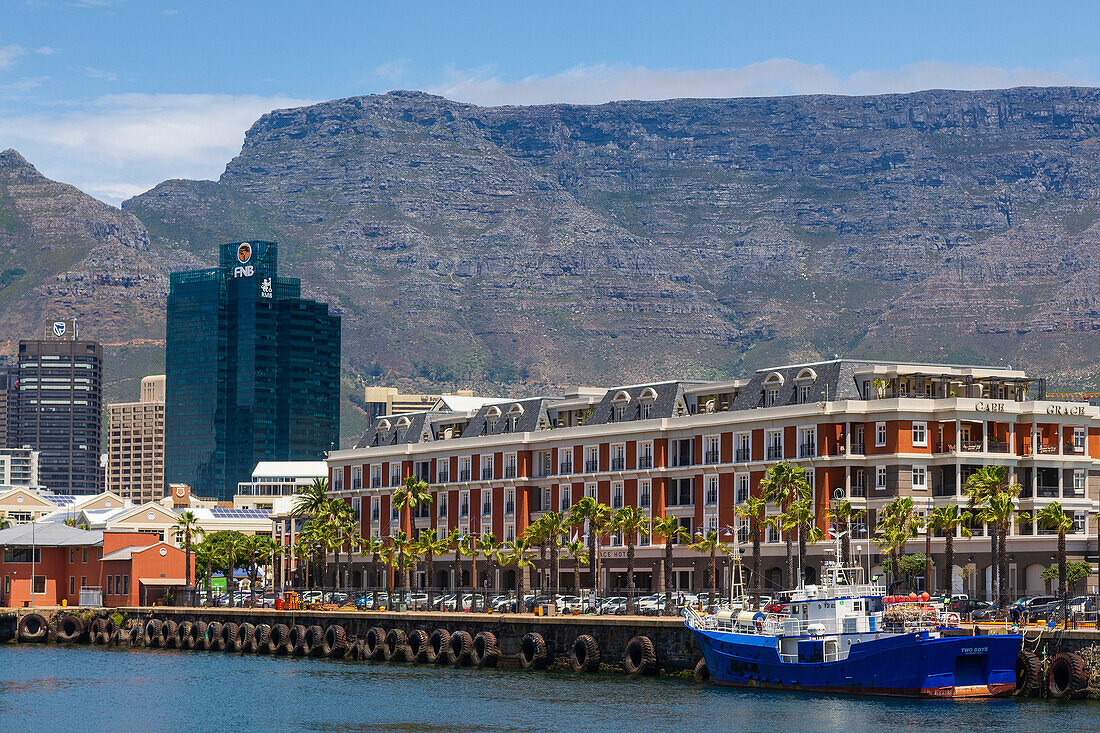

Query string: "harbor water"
[[1, 645, 1099, 733]]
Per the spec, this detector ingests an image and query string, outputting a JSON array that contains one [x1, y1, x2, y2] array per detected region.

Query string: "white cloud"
[[427, 59, 1093, 106], [0, 45, 26, 71], [0, 93, 313, 205], [371, 58, 410, 82], [84, 66, 118, 82]]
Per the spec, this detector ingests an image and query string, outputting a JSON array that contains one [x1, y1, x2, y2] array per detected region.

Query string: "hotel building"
[[327, 359, 1100, 599], [106, 375, 166, 503]]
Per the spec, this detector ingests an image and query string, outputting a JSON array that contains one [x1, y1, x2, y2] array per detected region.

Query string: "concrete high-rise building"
[[12, 320, 103, 494], [165, 241, 340, 501], [106, 375, 166, 503], [0, 447, 40, 488], [0, 365, 15, 447]]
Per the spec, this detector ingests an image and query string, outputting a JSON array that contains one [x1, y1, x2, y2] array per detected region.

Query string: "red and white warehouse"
[[323, 359, 1099, 599]]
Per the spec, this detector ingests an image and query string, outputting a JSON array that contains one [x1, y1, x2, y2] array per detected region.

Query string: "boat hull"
[[690, 627, 1022, 699]]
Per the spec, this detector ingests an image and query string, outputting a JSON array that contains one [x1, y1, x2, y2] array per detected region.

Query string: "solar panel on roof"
[[211, 508, 271, 519]]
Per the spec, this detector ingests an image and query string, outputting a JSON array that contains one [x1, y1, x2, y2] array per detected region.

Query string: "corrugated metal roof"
[[0, 523, 103, 547]]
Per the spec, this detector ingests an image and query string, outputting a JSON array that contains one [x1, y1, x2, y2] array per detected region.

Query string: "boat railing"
[[684, 607, 844, 637]]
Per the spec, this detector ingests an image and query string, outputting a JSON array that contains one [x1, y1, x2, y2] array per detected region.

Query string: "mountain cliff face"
[[0, 149, 179, 398], [123, 88, 1100, 396]]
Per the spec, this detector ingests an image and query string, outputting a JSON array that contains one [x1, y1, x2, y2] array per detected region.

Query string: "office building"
[[328, 359, 1098, 599], [165, 241, 340, 501], [107, 375, 166, 503], [363, 386, 480, 423], [11, 321, 103, 494], [0, 447, 40, 489]]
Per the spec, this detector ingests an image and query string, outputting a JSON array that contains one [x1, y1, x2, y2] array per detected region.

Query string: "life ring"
[[943, 613, 961, 626]]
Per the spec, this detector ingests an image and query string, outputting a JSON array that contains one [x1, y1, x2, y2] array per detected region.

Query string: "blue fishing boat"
[[685, 559, 1021, 698]]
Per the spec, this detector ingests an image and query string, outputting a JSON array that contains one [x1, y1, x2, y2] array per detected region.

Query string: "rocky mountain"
[[9, 87, 1100, 443], [0, 149, 185, 399]]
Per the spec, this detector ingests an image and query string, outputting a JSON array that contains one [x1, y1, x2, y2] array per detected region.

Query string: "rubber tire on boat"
[[109, 627, 122, 646], [693, 658, 710, 682], [169, 620, 185, 648], [203, 622, 221, 651], [235, 623, 255, 652], [251, 624, 271, 654], [219, 622, 239, 652], [519, 632, 548, 670], [56, 614, 84, 644], [17, 613, 48, 643], [161, 619, 178, 649], [570, 634, 600, 673], [471, 631, 499, 668], [1015, 650, 1042, 697], [364, 626, 387, 660], [407, 629, 430, 663], [145, 619, 163, 647], [622, 635, 657, 675], [178, 621, 195, 649], [324, 625, 349, 658], [383, 628, 407, 662], [427, 629, 450, 665], [305, 625, 326, 657], [288, 624, 308, 656], [1048, 652, 1089, 699], [448, 630, 473, 666], [269, 623, 290, 654]]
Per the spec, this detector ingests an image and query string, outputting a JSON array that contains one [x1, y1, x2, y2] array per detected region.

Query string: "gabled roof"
[[465, 398, 553, 437], [0, 523, 103, 547], [587, 381, 686, 425]]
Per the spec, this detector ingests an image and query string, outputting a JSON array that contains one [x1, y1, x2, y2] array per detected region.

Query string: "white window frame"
[[611, 481, 624, 509], [766, 388, 779, 407], [797, 384, 810, 404], [876, 421, 887, 447], [912, 465, 927, 491], [611, 443, 626, 470], [912, 421, 927, 448], [584, 482, 597, 499], [735, 473, 749, 504], [876, 466, 887, 491], [1074, 427, 1086, 453], [1073, 469, 1086, 496], [638, 441, 654, 468], [1073, 512, 1086, 534], [704, 474, 719, 506], [639, 479, 651, 509], [560, 485, 572, 512], [459, 490, 470, 518]]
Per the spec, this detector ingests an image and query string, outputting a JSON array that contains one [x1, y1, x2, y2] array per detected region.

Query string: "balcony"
[[639, 495, 651, 509], [932, 483, 956, 497], [850, 484, 866, 497], [370, 478, 381, 489], [481, 504, 492, 516], [505, 501, 515, 515], [438, 506, 447, 518], [459, 504, 469, 518], [798, 442, 816, 458], [611, 457, 625, 471], [959, 441, 982, 452], [849, 442, 864, 455], [558, 462, 573, 475], [735, 489, 749, 504], [1067, 444, 1085, 455], [767, 446, 783, 461], [481, 468, 493, 480], [988, 441, 1009, 454], [370, 510, 380, 521], [390, 476, 402, 488], [704, 450, 720, 464], [585, 459, 599, 473], [704, 491, 717, 506], [459, 469, 471, 482], [504, 466, 516, 479], [611, 496, 623, 509], [437, 471, 450, 483], [638, 456, 653, 469], [1036, 444, 1058, 455], [1036, 485, 1060, 498], [671, 457, 694, 468], [735, 448, 750, 462]]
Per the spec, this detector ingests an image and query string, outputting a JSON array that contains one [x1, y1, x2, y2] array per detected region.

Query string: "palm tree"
[[219, 531, 246, 607], [242, 535, 275, 606], [378, 545, 396, 592], [927, 504, 971, 595], [525, 516, 550, 590], [418, 531, 449, 609], [568, 497, 612, 597], [1037, 502, 1075, 595], [293, 477, 329, 517], [651, 515, 689, 616], [759, 461, 812, 589], [475, 532, 498, 609], [393, 476, 433, 536], [535, 511, 567, 598], [611, 506, 650, 613], [292, 535, 313, 589], [983, 492, 1018, 606], [359, 536, 384, 589], [563, 538, 589, 598], [390, 530, 413, 593], [964, 465, 1021, 603], [172, 510, 204, 597], [874, 497, 922, 591], [736, 496, 768, 608], [826, 499, 865, 565], [195, 538, 217, 605], [784, 494, 816, 586], [504, 537, 535, 613], [690, 529, 731, 604]]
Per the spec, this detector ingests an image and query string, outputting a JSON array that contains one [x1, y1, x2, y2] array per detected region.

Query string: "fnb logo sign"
[[233, 242, 254, 278]]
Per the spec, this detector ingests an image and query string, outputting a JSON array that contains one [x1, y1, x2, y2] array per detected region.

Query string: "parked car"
[[947, 599, 992, 617]]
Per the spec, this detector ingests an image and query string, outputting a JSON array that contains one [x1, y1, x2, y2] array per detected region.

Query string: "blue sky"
[[2, 0, 1099, 203]]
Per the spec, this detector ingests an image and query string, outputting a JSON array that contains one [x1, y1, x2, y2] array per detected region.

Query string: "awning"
[[139, 578, 188, 586]]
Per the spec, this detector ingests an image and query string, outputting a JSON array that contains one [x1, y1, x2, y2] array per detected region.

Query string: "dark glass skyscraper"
[[12, 321, 103, 494], [165, 241, 340, 500]]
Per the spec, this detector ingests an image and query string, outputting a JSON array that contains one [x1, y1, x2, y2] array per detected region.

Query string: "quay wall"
[[5, 606, 701, 673]]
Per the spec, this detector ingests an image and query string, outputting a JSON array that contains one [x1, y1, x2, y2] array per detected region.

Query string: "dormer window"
[[764, 372, 785, 407], [486, 406, 501, 432], [396, 416, 410, 443], [506, 404, 524, 432], [639, 388, 657, 420], [611, 391, 631, 422]]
